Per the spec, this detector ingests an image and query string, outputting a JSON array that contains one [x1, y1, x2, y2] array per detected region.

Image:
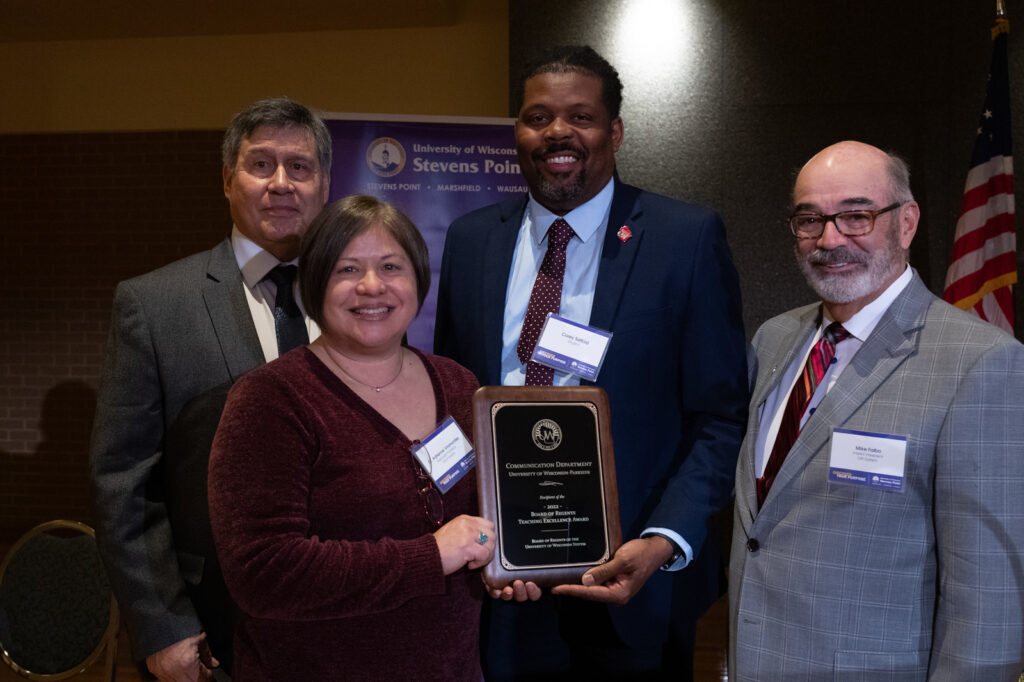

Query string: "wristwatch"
[[645, 532, 683, 571]]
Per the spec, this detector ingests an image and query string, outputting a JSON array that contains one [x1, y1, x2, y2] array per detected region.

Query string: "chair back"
[[0, 520, 119, 680]]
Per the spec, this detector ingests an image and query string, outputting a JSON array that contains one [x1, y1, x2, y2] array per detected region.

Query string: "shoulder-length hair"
[[298, 195, 430, 330]]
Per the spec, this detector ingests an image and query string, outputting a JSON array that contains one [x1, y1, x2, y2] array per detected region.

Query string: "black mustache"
[[534, 142, 587, 160], [806, 247, 868, 266]]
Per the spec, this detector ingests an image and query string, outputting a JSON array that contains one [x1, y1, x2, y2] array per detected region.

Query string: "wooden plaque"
[[473, 385, 621, 588]]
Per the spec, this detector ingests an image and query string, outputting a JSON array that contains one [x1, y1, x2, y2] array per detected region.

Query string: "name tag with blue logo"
[[828, 428, 907, 492], [411, 416, 475, 494], [530, 314, 613, 382]]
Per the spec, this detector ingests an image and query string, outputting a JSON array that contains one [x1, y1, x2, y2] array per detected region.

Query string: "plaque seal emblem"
[[531, 419, 562, 451]]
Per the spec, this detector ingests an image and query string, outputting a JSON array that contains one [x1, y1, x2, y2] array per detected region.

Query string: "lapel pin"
[[617, 225, 632, 242]]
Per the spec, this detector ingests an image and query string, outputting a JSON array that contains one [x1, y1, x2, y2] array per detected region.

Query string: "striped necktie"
[[757, 321, 850, 508]]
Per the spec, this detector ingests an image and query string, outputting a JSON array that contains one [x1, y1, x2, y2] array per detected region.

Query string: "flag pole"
[[994, 0, 1008, 39], [943, 0, 1017, 334]]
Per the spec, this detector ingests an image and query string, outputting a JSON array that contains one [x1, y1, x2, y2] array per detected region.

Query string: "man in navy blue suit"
[[434, 46, 748, 679]]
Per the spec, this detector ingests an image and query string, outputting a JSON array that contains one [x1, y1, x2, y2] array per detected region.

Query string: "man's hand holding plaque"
[[484, 535, 672, 605], [550, 535, 673, 605], [473, 386, 622, 592]]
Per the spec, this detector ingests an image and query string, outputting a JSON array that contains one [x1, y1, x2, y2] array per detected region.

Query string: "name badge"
[[411, 416, 475, 494], [828, 428, 907, 492], [530, 314, 613, 382]]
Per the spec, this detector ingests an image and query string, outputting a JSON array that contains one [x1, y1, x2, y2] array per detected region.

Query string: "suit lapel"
[[740, 306, 819, 518], [482, 197, 528, 384], [750, 308, 820, 414], [765, 273, 930, 507], [590, 180, 644, 331], [201, 239, 264, 381]]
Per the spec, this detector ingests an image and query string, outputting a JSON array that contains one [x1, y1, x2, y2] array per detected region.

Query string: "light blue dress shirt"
[[500, 179, 614, 386], [499, 179, 692, 571], [231, 226, 320, 362]]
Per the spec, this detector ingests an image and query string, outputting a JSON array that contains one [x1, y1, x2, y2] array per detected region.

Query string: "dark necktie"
[[757, 321, 850, 508], [517, 218, 575, 386], [265, 265, 308, 356]]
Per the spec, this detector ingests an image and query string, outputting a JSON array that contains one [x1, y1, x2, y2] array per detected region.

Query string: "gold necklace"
[[328, 347, 404, 393]]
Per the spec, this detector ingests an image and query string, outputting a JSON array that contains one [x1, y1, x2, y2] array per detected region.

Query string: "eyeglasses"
[[788, 202, 903, 239], [411, 459, 444, 528]]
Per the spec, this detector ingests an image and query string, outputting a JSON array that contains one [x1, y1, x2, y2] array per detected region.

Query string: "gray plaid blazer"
[[729, 270, 1024, 681]]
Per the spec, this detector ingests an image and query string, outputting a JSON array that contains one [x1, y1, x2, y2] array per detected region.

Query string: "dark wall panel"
[[510, 0, 1024, 338], [0, 131, 230, 543]]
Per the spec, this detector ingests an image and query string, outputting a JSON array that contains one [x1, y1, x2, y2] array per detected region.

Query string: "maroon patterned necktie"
[[757, 321, 850, 508], [517, 218, 575, 386]]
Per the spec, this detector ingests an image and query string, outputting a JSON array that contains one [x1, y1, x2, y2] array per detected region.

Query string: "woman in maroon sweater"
[[208, 195, 494, 681]]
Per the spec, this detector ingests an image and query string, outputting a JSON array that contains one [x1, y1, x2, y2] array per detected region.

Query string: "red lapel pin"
[[617, 225, 632, 242]]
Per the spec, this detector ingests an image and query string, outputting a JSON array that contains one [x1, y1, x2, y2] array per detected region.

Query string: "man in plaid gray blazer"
[[729, 140, 1024, 681]]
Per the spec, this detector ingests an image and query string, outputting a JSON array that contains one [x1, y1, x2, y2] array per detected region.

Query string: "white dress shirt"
[[231, 227, 320, 362], [755, 266, 914, 477]]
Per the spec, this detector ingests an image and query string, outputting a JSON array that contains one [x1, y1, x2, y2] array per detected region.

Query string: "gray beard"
[[797, 231, 904, 305]]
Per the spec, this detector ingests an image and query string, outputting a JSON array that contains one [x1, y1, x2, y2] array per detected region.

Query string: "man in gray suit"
[[90, 98, 331, 681], [730, 140, 1024, 680]]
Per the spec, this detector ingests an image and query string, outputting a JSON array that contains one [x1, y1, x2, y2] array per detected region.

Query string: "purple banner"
[[326, 116, 527, 352]]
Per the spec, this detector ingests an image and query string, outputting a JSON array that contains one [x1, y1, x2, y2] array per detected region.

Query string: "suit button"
[[746, 538, 759, 552]]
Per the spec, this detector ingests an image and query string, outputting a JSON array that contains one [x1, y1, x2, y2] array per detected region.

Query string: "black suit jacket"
[[435, 180, 748, 644], [90, 238, 263, 670]]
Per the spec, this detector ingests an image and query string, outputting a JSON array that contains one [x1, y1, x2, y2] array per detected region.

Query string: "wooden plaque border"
[[473, 385, 621, 588]]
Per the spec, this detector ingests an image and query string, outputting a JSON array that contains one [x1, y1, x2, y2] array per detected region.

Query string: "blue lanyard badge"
[[530, 314, 613, 382], [410, 416, 475, 494]]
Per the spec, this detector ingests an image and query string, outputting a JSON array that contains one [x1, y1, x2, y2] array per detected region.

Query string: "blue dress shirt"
[[500, 179, 614, 386], [499, 178, 692, 570]]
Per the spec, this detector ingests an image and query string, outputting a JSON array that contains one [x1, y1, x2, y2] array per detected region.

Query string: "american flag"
[[942, 16, 1017, 334]]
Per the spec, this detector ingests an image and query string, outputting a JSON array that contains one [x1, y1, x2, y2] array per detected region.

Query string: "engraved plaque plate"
[[474, 386, 621, 588]]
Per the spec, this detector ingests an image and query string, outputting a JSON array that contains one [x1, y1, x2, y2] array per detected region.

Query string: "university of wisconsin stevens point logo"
[[366, 137, 406, 177]]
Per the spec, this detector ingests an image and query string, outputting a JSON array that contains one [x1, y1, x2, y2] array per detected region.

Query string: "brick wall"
[[0, 131, 231, 544]]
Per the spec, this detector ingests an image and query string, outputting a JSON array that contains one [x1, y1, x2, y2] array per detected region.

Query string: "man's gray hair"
[[886, 151, 914, 204], [221, 97, 332, 173]]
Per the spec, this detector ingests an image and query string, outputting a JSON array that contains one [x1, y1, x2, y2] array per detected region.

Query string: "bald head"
[[795, 141, 914, 209], [802, 140, 886, 167], [791, 140, 920, 322]]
